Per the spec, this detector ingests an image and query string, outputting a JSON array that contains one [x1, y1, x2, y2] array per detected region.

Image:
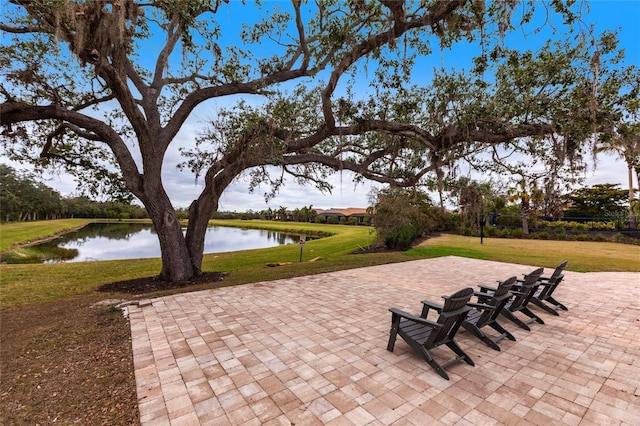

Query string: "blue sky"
[[180, 0, 640, 211], [6, 0, 640, 211]]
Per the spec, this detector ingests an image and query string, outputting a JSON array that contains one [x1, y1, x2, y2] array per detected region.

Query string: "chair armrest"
[[420, 299, 444, 318], [477, 284, 497, 293], [467, 302, 494, 311], [540, 274, 562, 282], [473, 291, 492, 303], [389, 308, 442, 328], [421, 299, 443, 311]]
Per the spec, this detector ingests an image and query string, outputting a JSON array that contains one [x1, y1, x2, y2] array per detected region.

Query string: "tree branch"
[[151, 16, 183, 92], [73, 94, 117, 112], [1, 101, 143, 194], [320, 0, 466, 128], [0, 23, 43, 33], [278, 152, 420, 187]]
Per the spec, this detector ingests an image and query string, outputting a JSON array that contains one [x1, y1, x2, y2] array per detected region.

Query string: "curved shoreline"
[[15, 222, 92, 248]]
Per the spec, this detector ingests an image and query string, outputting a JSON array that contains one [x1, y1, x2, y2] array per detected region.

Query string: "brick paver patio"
[[128, 256, 640, 425]]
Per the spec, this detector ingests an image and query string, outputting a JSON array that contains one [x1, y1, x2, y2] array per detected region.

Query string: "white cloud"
[[158, 116, 381, 211], [165, 169, 379, 211], [5, 145, 628, 212], [584, 152, 630, 188], [41, 170, 79, 197], [220, 172, 380, 212]]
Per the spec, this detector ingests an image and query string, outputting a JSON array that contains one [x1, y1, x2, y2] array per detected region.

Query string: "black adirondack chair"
[[462, 276, 518, 351], [479, 268, 545, 331], [529, 261, 569, 316], [387, 287, 475, 380]]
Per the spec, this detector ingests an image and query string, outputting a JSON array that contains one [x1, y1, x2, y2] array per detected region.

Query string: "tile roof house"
[[315, 207, 370, 224]]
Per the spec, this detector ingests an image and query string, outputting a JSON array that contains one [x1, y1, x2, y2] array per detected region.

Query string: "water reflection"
[[42, 223, 300, 262]]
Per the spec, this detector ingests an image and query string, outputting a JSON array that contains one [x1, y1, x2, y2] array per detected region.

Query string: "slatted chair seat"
[[464, 309, 484, 324], [424, 276, 517, 351], [479, 268, 545, 331], [387, 287, 475, 380], [460, 276, 518, 351]]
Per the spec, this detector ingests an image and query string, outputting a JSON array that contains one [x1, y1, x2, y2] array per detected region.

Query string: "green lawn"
[[0, 218, 92, 251], [408, 233, 640, 273], [1, 219, 638, 308]]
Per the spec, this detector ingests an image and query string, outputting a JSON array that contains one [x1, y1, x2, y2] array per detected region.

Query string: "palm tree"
[[459, 181, 493, 233], [277, 206, 288, 222], [307, 205, 317, 223], [506, 178, 544, 235], [597, 126, 640, 228]]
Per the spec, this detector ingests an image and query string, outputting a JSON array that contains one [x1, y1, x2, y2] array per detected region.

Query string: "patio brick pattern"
[[128, 256, 640, 425]]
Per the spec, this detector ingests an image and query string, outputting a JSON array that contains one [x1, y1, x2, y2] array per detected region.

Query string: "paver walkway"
[[128, 256, 640, 425]]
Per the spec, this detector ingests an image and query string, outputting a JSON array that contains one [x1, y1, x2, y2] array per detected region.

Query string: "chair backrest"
[[549, 260, 568, 280], [492, 276, 517, 301], [474, 276, 516, 325], [509, 267, 544, 310], [429, 287, 474, 344], [539, 260, 568, 297]]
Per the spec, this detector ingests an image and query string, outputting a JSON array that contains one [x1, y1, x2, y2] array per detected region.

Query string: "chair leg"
[[420, 347, 449, 380], [462, 322, 501, 351], [530, 298, 560, 316], [485, 338, 501, 351], [446, 341, 474, 366], [522, 307, 544, 324], [547, 296, 568, 310], [501, 309, 531, 331], [489, 321, 515, 342], [387, 315, 399, 352]]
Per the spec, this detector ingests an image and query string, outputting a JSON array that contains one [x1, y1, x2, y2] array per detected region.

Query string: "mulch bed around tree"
[[349, 235, 432, 254], [96, 271, 228, 293]]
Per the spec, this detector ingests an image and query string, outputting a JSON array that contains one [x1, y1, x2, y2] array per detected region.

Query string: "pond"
[[41, 223, 302, 263]]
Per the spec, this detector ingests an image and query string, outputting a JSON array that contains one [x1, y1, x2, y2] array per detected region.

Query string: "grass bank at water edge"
[[1, 219, 638, 308]]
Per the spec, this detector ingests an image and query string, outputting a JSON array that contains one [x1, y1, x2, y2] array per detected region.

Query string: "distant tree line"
[[0, 164, 147, 222], [371, 181, 638, 250], [3, 162, 635, 248], [213, 206, 324, 223]]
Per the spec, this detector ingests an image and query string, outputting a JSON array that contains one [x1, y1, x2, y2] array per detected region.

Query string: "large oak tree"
[[0, 0, 615, 281]]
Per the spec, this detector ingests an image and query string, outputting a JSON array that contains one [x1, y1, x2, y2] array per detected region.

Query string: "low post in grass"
[[299, 235, 306, 262]]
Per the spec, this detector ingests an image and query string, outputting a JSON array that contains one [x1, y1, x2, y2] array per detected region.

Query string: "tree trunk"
[[521, 214, 529, 235], [185, 203, 210, 274], [144, 193, 195, 282], [520, 198, 530, 235], [185, 192, 220, 273], [628, 164, 637, 229], [436, 168, 445, 210]]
